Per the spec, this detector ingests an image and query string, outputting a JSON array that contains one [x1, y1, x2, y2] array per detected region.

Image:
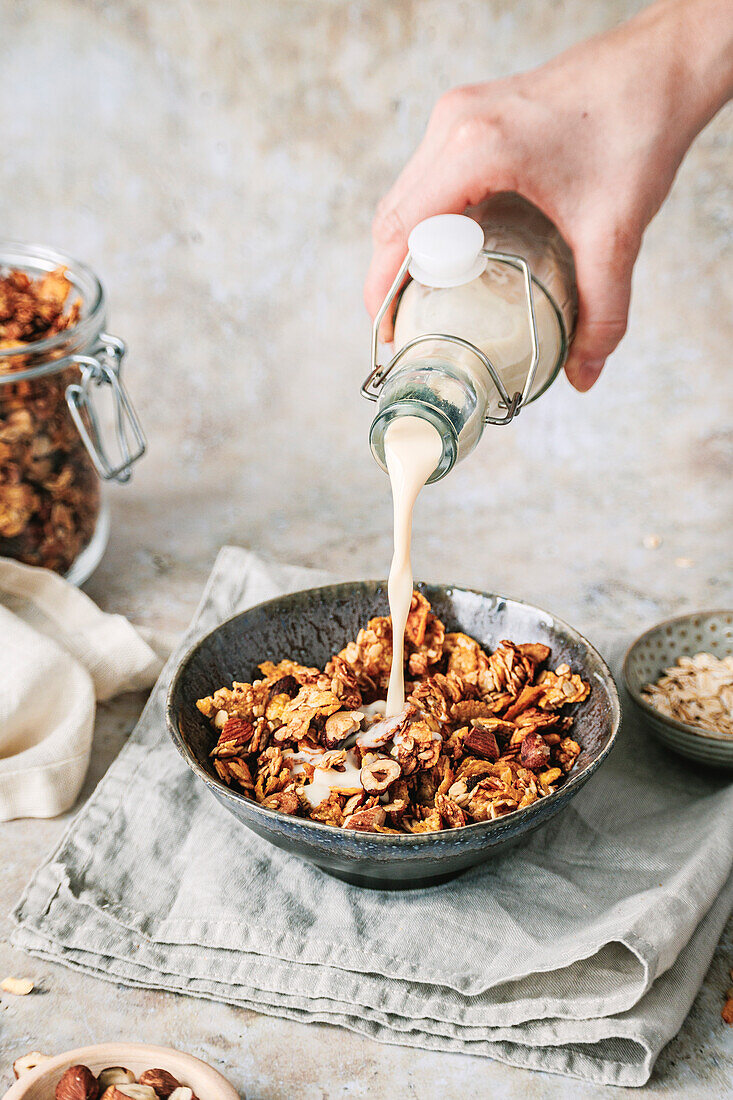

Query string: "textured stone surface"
[[0, 0, 731, 1095]]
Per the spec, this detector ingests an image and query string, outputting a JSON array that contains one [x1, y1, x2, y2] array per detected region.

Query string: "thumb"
[[364, 133, 509, 336], [564, 226, 637, 392]]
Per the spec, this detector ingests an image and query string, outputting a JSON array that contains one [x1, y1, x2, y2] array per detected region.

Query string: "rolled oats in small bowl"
[[624, 610, 733, 768], [642, 652, 733, 735]]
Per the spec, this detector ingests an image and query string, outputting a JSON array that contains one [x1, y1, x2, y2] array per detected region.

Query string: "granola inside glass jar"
[[0, 243, 145, 583]]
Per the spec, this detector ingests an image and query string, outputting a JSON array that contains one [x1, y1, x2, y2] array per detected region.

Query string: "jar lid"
[[407, 214, 487, 288]]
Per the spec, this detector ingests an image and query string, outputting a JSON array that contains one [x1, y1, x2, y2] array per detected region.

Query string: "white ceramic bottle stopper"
[[407, 214, 487, 288]]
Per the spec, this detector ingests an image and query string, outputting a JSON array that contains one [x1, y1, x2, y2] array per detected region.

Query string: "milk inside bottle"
[[364, 196, 577, 716]]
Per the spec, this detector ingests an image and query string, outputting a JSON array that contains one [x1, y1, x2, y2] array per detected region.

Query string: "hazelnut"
[[138, 1070, 180, 1099], [323, 710, 363, 748], [98, 1070, 136, 1090], [56, 1066, 100, 1100], [360, 756, 401, 793], [100, 1089, 151, 1100], [13, 1051, 50, 1078], [113, 1088, 158, 1100]]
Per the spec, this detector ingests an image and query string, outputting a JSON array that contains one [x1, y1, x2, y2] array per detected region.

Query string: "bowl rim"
[[622, 608, 733, 744], [2, 1042, 240, 1100], [166, 580, 621, 842]]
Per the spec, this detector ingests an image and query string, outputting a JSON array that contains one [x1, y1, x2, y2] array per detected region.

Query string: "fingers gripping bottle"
[[362, 193, 578, 482]]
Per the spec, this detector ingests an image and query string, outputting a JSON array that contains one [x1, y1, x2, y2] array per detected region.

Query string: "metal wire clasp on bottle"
[[64, 333, 146, 483], [361, 249, 541, 425]]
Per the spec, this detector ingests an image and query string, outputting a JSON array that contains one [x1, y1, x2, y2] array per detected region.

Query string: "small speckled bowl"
[[623, 610, 733, 768], [3, 1042, 241, 1100], [167, 581, 620, 889]]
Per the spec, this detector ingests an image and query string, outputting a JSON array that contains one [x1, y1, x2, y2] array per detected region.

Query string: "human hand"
[[365, 0, 733, 391]]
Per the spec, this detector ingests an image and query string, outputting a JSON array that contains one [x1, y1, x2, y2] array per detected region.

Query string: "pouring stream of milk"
[[384, 415, 443, 716]]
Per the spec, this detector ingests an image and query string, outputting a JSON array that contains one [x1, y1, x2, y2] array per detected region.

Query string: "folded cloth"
[[11, 548, 733, 1086], [0, 557, 164, 821]]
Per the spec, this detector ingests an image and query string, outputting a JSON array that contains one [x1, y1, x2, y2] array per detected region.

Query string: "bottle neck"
[[370, 400, 458, 484], [369, 340, 491, 481]]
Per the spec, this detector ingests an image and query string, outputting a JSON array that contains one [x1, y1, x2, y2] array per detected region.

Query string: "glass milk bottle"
[[363, 194, 577, 482]]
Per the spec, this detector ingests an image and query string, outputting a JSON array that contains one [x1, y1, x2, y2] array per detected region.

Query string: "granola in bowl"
[[195, 591, 589, 834]]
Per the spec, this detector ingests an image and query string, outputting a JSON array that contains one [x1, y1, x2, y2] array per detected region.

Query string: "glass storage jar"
[[0, 242, 145, 583]]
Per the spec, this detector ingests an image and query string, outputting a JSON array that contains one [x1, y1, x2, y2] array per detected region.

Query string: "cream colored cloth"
[[0, 558, 164, 821]]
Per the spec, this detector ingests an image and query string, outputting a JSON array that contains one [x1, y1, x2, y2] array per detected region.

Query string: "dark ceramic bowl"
[[167, 582, 620, 889]]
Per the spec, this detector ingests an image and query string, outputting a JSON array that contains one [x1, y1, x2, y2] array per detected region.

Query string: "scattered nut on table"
[[13, 1051, 51, 1078], [1, 976, 34, 995], [722, 969, 733, 1024]]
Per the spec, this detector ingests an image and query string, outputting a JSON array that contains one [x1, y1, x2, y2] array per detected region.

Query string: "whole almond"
[[138, 1070, 180, 1099], [463, 725, 500, 761], [343, 804, 386, 830], [520, 730, 551, 770], [56, 1066, 100, 1100]]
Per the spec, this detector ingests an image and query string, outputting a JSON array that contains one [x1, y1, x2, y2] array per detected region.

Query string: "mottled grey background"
[[0, 1, 731, 1096]]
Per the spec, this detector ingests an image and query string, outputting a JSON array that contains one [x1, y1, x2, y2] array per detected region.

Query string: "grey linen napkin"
[[11, 547, 733, 1087]]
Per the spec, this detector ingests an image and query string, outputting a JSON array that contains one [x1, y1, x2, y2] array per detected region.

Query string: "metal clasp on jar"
[[64, 333, 146, 483], [361, 249, 539, 426]]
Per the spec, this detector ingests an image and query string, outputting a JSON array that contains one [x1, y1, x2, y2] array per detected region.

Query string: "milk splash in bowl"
[[384, 415, 442, 716]]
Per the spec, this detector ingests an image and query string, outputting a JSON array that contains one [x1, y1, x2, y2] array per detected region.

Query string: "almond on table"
[[1, 976, 34, 995]]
